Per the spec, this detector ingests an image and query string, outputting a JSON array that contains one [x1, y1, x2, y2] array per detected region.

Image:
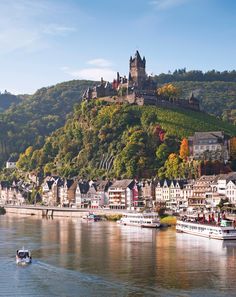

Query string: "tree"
[[230, 137, 236, 160], [157, 83, 181, 100], [179, 138, 189, 160]]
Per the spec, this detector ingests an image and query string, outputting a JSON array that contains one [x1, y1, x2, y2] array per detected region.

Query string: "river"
[[1, 214, 236, 297]]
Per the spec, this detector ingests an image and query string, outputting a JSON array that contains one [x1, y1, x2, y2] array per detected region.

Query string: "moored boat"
[[118, 212, 160, 228], [82, 213, 101, 222], [16, 248, 32, 265], [176, 213, 236, 240]]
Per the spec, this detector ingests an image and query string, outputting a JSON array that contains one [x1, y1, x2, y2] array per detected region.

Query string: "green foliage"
[[171, 81, 236, 121], [16, 100, 236, 179], [0, 80, 95, 167], [0, 91, 21, 112]]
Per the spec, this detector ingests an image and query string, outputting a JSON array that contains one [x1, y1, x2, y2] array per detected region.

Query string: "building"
[[82, 51, 201, 111], [155, 179, 188, 210], [226, 180, 236, 204], [188, 175, 216, 209], [108, 179, 135, 209], [75, 181, 90, 208], [92, 180, 112, 208], [139, 180, 155, 208], [188, 131, 229, 162], [83, 79, 116, 100], [128, 51, 146, 89], [6, 156, 18, 169]]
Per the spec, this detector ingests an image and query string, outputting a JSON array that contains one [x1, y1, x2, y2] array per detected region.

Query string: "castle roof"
[[130, 50, 145, 65]]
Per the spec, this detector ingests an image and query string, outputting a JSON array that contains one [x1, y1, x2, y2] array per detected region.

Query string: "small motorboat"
[[82, 213, 101, 222], [16, 248, 32, 265]]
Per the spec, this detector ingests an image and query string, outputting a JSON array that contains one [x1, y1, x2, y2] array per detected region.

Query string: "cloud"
[[67, 68, 116, 81], [88, 58, 112, 68], [62, 58, 116, 81], [150, 0, 190, 10], [42, 24, 76, 36], [0, 0, 77, 54]]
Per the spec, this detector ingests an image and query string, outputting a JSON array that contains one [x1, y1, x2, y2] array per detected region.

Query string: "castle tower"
[[129, 50, 146, 89]]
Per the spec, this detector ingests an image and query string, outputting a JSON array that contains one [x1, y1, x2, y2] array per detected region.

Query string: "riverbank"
[[4, 206, 177, 225], [4, 205, 125, 218]]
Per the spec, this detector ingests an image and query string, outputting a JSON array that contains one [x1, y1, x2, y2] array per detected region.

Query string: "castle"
[[83, 51, 200, 111]]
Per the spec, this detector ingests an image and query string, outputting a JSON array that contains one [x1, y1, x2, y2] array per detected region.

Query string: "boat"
[[176, 213, 236, 240], [82, 213, 101, 222], [16, 248, 32, 265], [118, 212, 161, 228]]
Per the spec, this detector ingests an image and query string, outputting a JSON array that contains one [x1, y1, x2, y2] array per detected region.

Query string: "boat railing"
[[179, 215, 236, 228]]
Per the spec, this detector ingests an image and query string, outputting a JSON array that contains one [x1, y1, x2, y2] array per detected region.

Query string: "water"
[[1, 214, 236, 297]]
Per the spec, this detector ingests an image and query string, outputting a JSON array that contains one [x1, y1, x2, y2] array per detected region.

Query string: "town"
[[1, 130, 235, 215]]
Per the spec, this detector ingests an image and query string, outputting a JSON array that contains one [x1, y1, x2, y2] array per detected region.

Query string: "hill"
[[17, 100, 236, 179], [153, 69, 236, 123], [0, 80, 95, 166], [0, 92, 21, 112], [171, 81, 236, 120], [1, 74, 236, 170]]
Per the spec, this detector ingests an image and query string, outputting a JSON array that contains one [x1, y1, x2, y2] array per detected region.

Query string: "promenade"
[[4, 205, 125, 218]]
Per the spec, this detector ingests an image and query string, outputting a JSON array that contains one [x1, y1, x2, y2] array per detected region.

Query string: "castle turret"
[[129, 50, 146, 89]]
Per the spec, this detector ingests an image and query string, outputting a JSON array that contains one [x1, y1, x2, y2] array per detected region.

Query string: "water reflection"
[[1, 214, 236, 296]]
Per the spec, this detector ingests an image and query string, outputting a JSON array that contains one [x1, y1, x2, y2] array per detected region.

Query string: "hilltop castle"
[[83, 51, 200, 111]]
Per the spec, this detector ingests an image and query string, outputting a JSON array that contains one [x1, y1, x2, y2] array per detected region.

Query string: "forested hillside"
[[153, 69, 236, 123], [1, 69, 236, 171], [17, 100, 236, 179], [172, 81, 236, 120], [0, 80, 95, 166], [0, 92, 21, 112]]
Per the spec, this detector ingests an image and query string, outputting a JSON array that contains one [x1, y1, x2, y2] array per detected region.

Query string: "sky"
[[0, 0, 236, 94]]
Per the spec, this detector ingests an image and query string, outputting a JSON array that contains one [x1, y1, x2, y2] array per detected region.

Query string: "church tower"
[[129, 50, 146, 89]]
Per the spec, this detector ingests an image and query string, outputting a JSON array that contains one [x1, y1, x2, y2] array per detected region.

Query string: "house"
[[75, 181, 90, 208], [155, 180, 171, 205], [188, 131, 229, 162], [0, 181, 26, 205], [182, 181, 194, 204], [108, 179, 135, 209], [188, 175, 216, 209], [155, 179, 188, 210], [139, 180, 155, 208], [92, 180, 112, 208], [226, 179, 236, 204], [86, 180, 98, 208], [213, 172, 236, 196], [41, 180, 55, 206], [0, 181, 10, 204], [59, 179, 77, 206], [6, 156, 18, 169]]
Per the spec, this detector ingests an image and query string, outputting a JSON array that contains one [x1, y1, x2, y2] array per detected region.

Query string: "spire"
[[135, 50, 142, 62]]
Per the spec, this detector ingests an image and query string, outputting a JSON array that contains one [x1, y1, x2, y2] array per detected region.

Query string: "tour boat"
[[118, 212, 161, 228], [16, 248, 32, 265], [176, 214, 236, 240]]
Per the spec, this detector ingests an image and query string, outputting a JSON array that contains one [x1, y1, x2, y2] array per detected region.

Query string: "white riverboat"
[[16, 248, 32, 265], [118, 212, 161, 228], [176, 214, 236, 240]]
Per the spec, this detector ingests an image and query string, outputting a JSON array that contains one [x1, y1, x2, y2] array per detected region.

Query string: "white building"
[[108, 179, 135, 209], [188, 131, 229, 162], [226, 180, 236, 204], [155, 180, 188, 210], [6, 156, 18, 169]]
